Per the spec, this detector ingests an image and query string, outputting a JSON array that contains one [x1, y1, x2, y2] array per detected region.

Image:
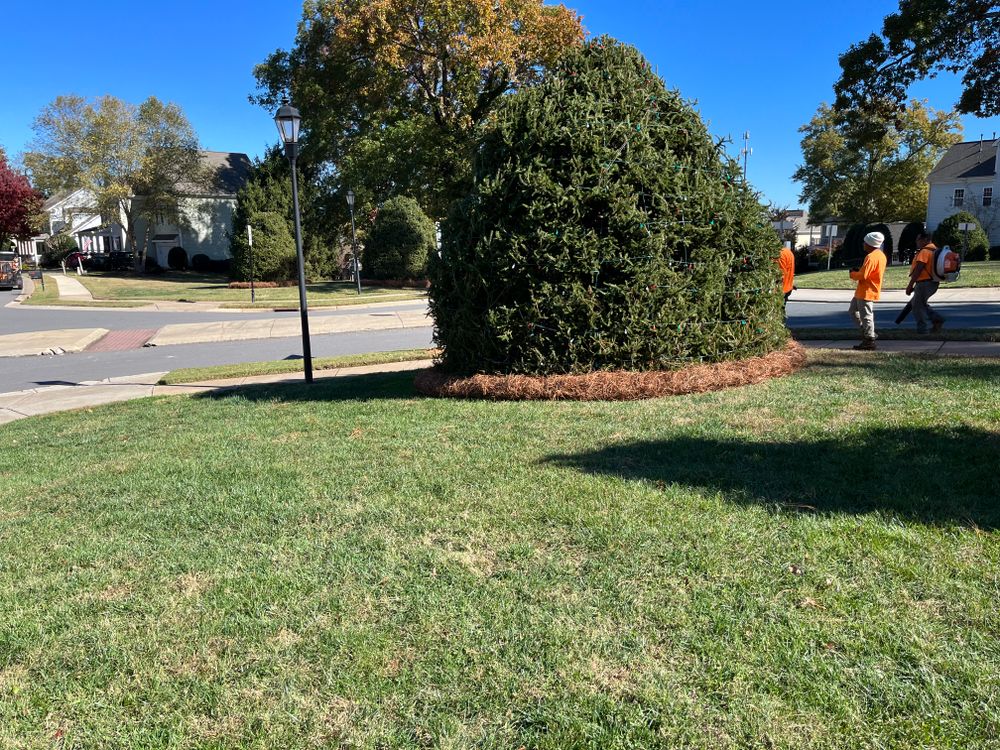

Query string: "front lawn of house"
[[795, 260, 1000, 290], [74, 271, 425, 308], [2, 351, 998, 748], [21, 275, 147, 308]]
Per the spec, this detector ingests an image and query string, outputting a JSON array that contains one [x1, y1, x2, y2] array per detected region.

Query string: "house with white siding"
[[926, 139, 999, 247], [18, 151, 251, 266], [12, 188, 106, 262], [130, 151, 251, 267]]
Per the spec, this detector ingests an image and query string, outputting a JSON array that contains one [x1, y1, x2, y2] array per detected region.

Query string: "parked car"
[[0, 252, 22, 290]]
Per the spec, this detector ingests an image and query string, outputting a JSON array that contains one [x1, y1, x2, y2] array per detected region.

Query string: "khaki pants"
[[912, 280, 943, 332], [849, 297, 876, 340]]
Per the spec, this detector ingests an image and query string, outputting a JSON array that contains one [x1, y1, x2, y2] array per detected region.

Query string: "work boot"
[[853, 338, 877, 351], [931, 319, 945, 333]]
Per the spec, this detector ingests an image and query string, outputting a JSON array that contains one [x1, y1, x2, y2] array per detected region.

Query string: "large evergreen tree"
[[429, 38, 787, 376], [229, 148, 341, 280]]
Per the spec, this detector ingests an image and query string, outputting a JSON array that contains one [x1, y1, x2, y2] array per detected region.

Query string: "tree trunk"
[[122, 202, 142, 274]]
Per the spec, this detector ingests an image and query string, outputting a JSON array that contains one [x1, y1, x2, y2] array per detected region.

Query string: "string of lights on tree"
[[429, 38, 787, 374]]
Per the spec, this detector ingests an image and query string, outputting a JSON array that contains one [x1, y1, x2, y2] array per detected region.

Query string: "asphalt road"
[[2, 293, 998, 395], [1, 327, 435, 393], [0, 292, 428, 334], [786, 299, 1000, 329], [5, 289, 1000, 333]]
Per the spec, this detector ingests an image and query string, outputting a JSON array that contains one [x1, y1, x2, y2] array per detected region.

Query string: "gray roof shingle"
[[175, 151, 253, 195], [198, 151, 253, 194], [42, 191, 70, 210], [927, 141, 998, 183]]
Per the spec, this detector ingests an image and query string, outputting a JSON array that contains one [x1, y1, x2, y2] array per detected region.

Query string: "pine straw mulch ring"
[[414, 341, 807, 401]]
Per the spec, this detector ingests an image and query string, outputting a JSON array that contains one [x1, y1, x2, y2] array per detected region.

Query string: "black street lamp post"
[[274, 102, 313, 383], [347, 189, 361, 295]]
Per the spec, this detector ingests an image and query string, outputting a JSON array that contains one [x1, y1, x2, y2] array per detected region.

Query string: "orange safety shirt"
[[778, 247, 795, 294], [850, 248, 887, 301], [911, 243, 936, 282]]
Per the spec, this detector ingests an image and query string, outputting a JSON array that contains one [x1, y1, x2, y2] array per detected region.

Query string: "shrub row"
[[934, 212, 990, 261], [363, 196, 436, 280], [359, 278, 430, 289], [227, 280, 296, 289]]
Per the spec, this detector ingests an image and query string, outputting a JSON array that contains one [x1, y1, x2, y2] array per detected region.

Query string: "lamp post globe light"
[[346, 189, 361, 295], [274, 101, 313, 383]]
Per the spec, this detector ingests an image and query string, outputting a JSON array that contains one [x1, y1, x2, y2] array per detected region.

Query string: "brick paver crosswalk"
[[85, 329, 158, 352]]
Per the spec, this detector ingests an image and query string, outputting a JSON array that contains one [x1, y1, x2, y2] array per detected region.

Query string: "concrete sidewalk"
[[52, 273, 95, 301], [0, 328, 109, 357], [2, 342, 998, 425], [13, 292, 427, 314]]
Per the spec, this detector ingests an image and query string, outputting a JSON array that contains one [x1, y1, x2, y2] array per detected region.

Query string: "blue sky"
[[1, 0, 996, 209]]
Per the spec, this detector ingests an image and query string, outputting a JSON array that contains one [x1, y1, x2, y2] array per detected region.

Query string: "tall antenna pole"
[[740, 131, 751, 179]]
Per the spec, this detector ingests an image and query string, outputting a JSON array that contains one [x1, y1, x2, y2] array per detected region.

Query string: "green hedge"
[[934, 212, 990, 261], [230, 211, 296, 282], [834, 223, 894, 266], [363, 196, 435, 279], [40, 234, 77, 268], [898, 222, 924, 264], [429, 38, 787, 376]]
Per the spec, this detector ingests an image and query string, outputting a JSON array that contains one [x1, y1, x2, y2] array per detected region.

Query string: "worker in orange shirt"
[[778, 241, 795, 307], [848, 231, 888, 350], [905, 230, 945, 333]]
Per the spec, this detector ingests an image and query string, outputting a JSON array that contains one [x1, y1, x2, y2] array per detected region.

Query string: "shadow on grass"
[[194, 370, 419, 402], [545, 426, 1000, 528]]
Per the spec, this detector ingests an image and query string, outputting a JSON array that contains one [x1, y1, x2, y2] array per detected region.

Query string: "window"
[[953, 188, 965, 207], [984, 187, 993, 207]]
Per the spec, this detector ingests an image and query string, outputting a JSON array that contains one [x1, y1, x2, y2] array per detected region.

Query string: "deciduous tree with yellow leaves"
[[254, 0, 584, 219]]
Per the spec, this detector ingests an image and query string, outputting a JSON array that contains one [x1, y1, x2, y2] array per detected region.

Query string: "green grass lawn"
[[21, 274, 147, 308], [2, 352, 999, 748], [76, 272, 425, 308], [796, 260, 1000, 290]]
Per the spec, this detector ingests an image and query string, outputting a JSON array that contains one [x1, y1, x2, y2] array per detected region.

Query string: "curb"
[[145, 309, 431, 347], [0, 328, 110, 358]]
